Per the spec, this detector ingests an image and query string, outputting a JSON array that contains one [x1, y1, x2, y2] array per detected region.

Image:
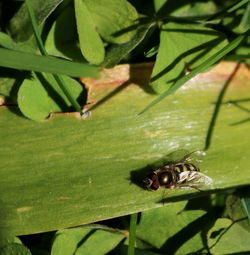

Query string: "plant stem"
[[25, 0, 82, 113], [128, 213, 138, 255]]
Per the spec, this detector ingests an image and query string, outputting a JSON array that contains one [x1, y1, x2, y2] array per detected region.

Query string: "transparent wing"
[[177, 171, 213, 188], [178, 150, 206, 164], [149, 150, 206, 169]]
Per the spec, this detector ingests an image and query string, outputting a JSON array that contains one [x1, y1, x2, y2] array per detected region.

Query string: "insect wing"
[[178, 150, 206, 164], [177, 171, 213, 188]]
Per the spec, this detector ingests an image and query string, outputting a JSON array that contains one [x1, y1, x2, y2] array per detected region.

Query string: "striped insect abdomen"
[[174, 163, 200, 173]]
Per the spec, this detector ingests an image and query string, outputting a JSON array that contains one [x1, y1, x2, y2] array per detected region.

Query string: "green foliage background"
[[0, 0, 250, 254]]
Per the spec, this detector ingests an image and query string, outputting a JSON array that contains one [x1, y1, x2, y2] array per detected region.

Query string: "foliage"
[[0, 0, 249, 119], [0, 0, 250, 254], [5, 192, 250, 255]]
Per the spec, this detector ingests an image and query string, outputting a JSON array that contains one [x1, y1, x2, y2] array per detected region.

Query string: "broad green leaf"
[[17, 73, 84, 120], [8, 0, 63, 42], [137, 201, 210, 254], [0, 243, 31, 255], [74, 0, 105, 64], [102, 23, 154, 68], [83, 0, 138, 44], [0, 48, 100, 78], [0, 62, 250, 235], [151, 22, 227, 93], [208, 218, 250, 254]]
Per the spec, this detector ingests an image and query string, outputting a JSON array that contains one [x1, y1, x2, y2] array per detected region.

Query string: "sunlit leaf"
[[17, 73, 84, 120], [74, 0, 105, 64]]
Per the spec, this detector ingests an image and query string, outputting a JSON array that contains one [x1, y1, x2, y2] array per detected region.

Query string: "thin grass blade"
[[139, 33, 248, 115]]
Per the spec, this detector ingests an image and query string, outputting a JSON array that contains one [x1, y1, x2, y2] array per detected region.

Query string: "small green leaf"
[[226, 193, 250, 232], [51, 227, 124, 255], [157, 0, 217, 17], [140, 33, 246, 114], [0, 68, 25, 100], [0, 243, 31, 255], [75, 229, 124, 255], [102, 23, 154, 68], [208, 218, 250, 254], [45, 4, 83, 62], [51, 234, 77, 255], [51, 228, 92, 255], [17, 73, 84, 120], [0, 237, 22, 248], [74, 0, 105, 64], [0, 32, 35, 53], [8, 0, 63, 42], [83, 0, 138, 44], [151, 22, 227, 93]]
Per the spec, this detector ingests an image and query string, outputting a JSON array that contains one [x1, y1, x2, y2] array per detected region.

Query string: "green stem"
[[25, 0, 82, 113], [128, 213, 138, 255]]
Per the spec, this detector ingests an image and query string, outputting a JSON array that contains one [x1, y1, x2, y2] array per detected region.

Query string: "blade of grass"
[[207, 0, 250, 21], [239, 0, 250, 33], [128, 213, 138, 255], [139, 32, 248, 115], [25, 0, 82, 112], [0, 48, 99, 77]]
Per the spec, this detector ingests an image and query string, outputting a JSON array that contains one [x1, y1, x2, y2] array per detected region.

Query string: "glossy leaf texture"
[[0, 62, 250, 236], [17, 72, 84, 120], [151, 22, 228, 93]]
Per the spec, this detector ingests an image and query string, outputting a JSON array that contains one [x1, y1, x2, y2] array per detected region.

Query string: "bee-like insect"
[[143, 151, 212, 190]]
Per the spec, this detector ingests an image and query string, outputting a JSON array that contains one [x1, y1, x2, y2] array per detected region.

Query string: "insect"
[[143, 150, 212, 191]]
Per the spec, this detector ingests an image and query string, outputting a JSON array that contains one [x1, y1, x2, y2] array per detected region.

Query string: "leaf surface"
[[74, 0, 105, 64], [0, 62, 250, 235], [208, 218, 250, 254], [151, 23, 227, 93], [17, 73, 84, 120]]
